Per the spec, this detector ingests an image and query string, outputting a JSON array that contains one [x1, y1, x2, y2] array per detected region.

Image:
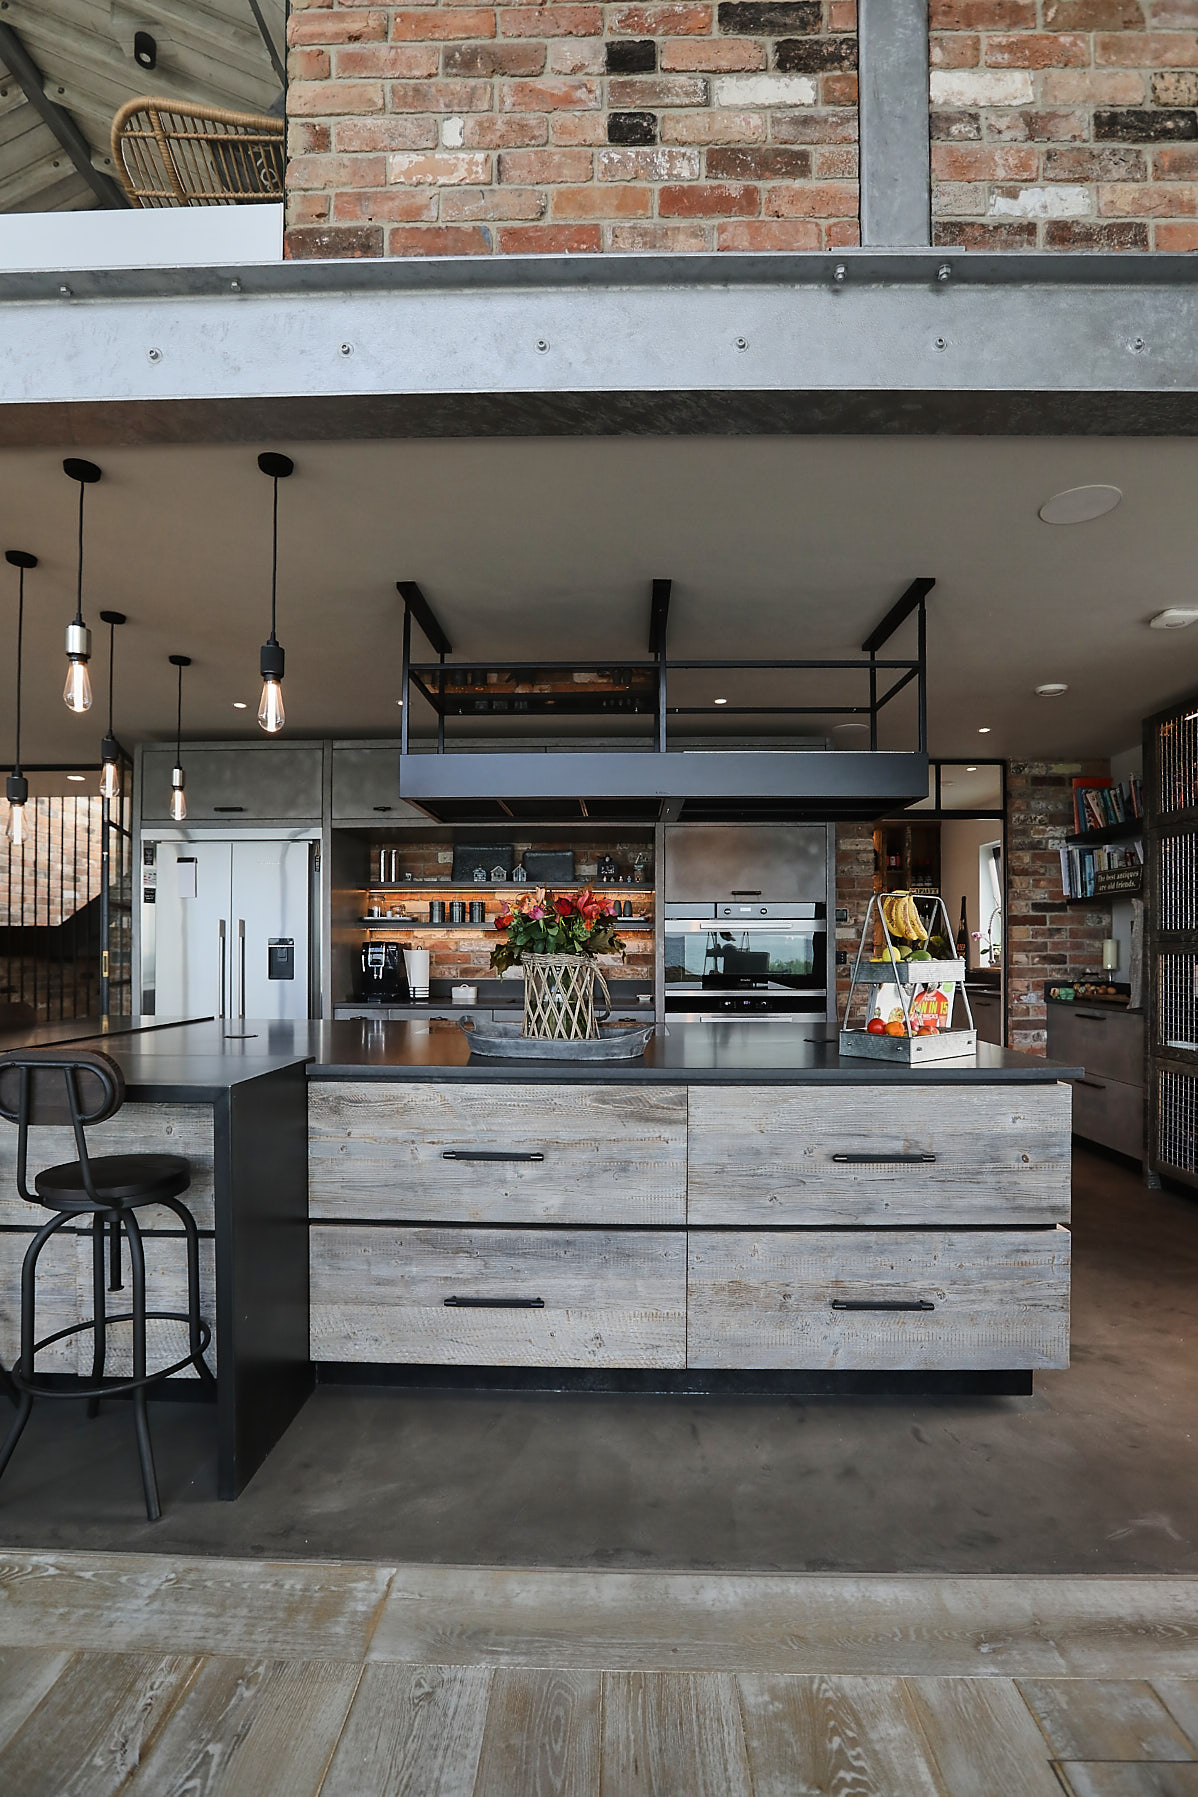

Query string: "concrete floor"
[[0, 1146, 1195, 1573]]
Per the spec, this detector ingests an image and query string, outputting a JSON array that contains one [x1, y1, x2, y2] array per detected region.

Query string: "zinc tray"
[[463, 1020, 656, 1061], [839, 1027, 978, 1063], [851, 959, 965, 985]]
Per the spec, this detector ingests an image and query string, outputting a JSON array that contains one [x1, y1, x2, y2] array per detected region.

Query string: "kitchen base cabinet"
[[1047, 1003, 1144, 1162], [687, 1229, 1071, 1371], [310, 1226, 685, 1368]]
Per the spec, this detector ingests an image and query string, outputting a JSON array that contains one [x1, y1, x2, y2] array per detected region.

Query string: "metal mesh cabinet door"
[[1146, 699, 1198, 1188]]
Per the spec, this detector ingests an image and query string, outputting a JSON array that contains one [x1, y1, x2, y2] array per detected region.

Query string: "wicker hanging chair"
[[111, 96, 285, 207]]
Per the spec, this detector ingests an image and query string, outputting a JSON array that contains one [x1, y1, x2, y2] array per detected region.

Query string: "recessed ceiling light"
[[1149, 608, 1198, 631], [713, 697, 728, 706], [966, 765, 977, 771], [396, 699, 404, 707], [1038, 484, 1122, 525], [67, 773, 84, 781], [978, 726, 991, 734], [232, 701, 248, 709], [1035, 682, 1068, 697]]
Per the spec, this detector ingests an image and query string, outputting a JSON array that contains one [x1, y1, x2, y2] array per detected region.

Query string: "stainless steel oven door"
[[664, 919, 827, 991]]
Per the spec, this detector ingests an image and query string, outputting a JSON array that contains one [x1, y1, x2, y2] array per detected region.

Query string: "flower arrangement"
[[490, 886, 626, 976]]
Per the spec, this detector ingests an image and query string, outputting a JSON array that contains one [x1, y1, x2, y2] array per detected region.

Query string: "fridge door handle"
[[218, 919, 227, 1019], [237, 918, 246, 1019]]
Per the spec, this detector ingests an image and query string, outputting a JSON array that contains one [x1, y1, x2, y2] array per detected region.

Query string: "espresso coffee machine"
[[358, 940, 410, 1003]]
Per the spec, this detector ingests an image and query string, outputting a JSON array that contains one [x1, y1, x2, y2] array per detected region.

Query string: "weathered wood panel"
[[72, 1232, 217, 1378], [320, 1663, 491, 1797], [687, 1085, 1072, 1226], [310, 1226, 686, 1368], [903, 1676, 1067, 1797], [0, 1645, 74, 1755], [1017, 1679, 1195, 1762], [601, 1671, 754, 1797], [686, 1228, 1071, 1370], [0, 1650, 198, 1797], [736, 1673, 945, 1797], [308, 1082, 686, 1226], [473, 1668, 601, 1797], [0, 1227, 80, 1373], [0, 1105, 215, 1233]]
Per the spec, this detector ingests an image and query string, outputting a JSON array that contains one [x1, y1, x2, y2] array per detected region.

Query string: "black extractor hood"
[[394, 579, 933, 825]]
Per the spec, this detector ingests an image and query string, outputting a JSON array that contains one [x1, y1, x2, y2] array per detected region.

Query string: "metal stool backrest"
[[0, 1049, 125, 1209]]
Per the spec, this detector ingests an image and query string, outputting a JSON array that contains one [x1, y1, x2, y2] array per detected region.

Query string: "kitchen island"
[[0, 1018, 1080, 1500]]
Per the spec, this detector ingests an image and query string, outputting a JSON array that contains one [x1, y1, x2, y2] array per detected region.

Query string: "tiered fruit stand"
[[840, 892, 976, 1063]]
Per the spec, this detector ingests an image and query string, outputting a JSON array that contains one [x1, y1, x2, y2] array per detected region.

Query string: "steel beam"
[[862, 578, 936, 654], [397, 581, 453, 657], [1, 254, 1198, 442], [0, 22, 127, 210], [858, 0, 930, 248]]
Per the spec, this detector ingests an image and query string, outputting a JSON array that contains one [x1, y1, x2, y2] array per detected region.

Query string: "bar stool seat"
[[0, 1047, 214, 1521], [34, 1153, 190, 1210]]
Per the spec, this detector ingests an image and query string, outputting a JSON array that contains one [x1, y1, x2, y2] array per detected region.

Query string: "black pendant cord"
[[175, 659, 183, 763], [13, 564, 23, 775], [74, 480, 85, 627], [107, 617, 117, 736], [268, 471, 279, 647]]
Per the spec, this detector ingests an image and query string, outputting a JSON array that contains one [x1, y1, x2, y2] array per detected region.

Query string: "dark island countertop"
[[0, 1017, 1083, 1094]]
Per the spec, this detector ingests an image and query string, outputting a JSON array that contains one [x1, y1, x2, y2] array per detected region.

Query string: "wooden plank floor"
[[1, 1553, 1197, 1795]]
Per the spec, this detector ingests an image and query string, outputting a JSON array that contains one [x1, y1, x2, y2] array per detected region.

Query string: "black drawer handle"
[[442, 1150, 545, 1163], [444, 1296, 545, 1309], [213, 805, 245, 813], [1075, 1077, 1106, 1090], [831, 1299, 936, 1312], [1076, 1011, 1108, 1022], [730, 890, 762, 896], [831, 1152, 936, 1165], [373, 805, 393, 812]]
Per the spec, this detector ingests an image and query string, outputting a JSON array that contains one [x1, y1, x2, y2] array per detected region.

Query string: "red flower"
[[553, 895, 575, 917], [494, 912, 512, 930]]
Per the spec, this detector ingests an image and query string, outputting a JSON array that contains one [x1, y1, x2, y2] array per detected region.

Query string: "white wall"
[[940, 817, 1002, 972], [0, 204, 283, 272]]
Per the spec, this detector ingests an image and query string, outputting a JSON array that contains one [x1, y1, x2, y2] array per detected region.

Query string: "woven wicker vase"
[[521, 953, 610, 1041]]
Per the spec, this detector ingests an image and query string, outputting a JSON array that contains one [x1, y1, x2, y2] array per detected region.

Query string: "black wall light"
[[5, 550, 36, 847], [99, 609, 127, 800], [256, 452, 293, 734], [133, 30, 157, 69], [169, 654, 191, 821], [63, 457, 101, 714]]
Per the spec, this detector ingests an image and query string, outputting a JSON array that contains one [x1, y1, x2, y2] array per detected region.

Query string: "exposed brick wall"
[[0, 799, 103, 929], [931, 1, 1198, 250], [1006, 759, 1109, 1053], [285, 0, 859, 254], [834, 820, 874, 1012]]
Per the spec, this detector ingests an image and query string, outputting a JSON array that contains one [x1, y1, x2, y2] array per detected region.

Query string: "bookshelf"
[[1061, 776, 1144, 902]]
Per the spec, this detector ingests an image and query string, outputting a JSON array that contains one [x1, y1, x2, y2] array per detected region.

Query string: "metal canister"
[[429, 900, 446, 923], [449, 900, 467, 924], [469, 900, 486, 923]]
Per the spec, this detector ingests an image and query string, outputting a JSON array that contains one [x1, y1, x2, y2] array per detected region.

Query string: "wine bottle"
[[955, 897, 969, 964]]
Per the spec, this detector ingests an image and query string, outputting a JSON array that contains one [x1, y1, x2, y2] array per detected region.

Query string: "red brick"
[[289, 10, 387, 44], [933, 218, 1039, 246], [1156, 144, 1198, 174], [290, 121, 331, 153], [497, 147, 594, 182], [390, 9, 495, 38], [659, 180, 759, 215], [441, 187, 548, 219], [1100, 179, 1198, 211], [609, 75, 709, 105], [499, 6, 603, 32], [289, 47, 330, 79], [825, 217, 861, 245], [984, 33, 1089, 66], [716, 217, 821, 247], [333, 44, 440, 76], [609, 3, 713, 32], [661, 38, 767, 70], [1095, 28, 1198, 60], [551, 183, 653, 215], [334, 116, 439, 149], [609, 222, 709, 248], [930, 32, 981, 68], [463, 114, 550, 147], [496, 223, 603, 250], [332, 188, 439, 221], [706, 145, 812, 177], [821, 72, 858, 104], [288, 192, 330, 223], [828, 0, 856, 26], [286, 223, 384, 257], [988, 108, 1088, 141], [290, 78, 384, 114], [387, 225, 494, 254], [772, 109, 858, 142], [1155, 219, 1198, 245], [661, 109, 766, 143], [441, 42, 545, 75], [1044, 1, 1145, 27], [814, 144, 858, 176], [765, 179, 857, 216], [500, 78, 602, 110], [929, 1, 1037, 24], [389, 150, 492, 183], [597, 145, 702, 178], [932, 144, 1040, 179], [1043, 145, 1147, 178], [549, 115, 612, 143], [1044, 217, 1150, 245], [286, 152, 387, 189], [390, 79, 493, 110]]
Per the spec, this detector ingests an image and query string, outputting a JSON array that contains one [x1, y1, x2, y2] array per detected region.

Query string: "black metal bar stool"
[[0, 1047, 215, 1520]]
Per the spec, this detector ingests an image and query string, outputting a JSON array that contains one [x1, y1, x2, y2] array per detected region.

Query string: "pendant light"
[[169, 654, 191, 821], [256, 451, 293, 733], [98, 610, 126, 800], [5, 550, 36, 847], [62, 458, 101, 713]]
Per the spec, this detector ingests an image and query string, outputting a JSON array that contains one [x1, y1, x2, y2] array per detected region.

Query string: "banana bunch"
[[880, 890, 929, 944]]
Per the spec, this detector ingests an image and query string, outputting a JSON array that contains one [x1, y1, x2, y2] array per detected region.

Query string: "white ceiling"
[[0, 432, 1194, 770]]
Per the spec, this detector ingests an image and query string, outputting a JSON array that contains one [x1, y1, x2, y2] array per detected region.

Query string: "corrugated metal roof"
[[0, 0, 284, 213]]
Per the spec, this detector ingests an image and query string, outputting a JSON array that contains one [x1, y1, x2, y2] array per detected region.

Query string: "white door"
[[230, 840, 312, 1020], [151, 840, 234, 1020]]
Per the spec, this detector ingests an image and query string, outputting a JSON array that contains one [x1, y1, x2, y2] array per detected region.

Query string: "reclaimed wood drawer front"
[[0, 1105, 215, 1234], [308, 1082, 687, 1225], [1047, 1005, 1143, 1088], [1071, 1071, 1144, 1160], [687, 1086, 1071, 1226], [687, 1228, 1070, 1371], [310, 1226, 685, 1367]]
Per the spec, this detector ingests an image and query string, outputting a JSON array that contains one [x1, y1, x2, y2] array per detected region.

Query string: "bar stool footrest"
[[12, 1311, 213, 1398]]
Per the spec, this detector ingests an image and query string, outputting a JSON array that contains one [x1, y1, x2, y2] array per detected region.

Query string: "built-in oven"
[[663, 902, 828, 1020]]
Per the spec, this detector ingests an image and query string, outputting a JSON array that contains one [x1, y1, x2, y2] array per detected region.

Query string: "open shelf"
[[359, 917, 653, 930], [364, 882, 654, 893], [1066, 821, 1143, 847]]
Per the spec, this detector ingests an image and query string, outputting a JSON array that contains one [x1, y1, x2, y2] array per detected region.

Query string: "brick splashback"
[[931, 1, 1198, 251], [285, 0, 859, 255]]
